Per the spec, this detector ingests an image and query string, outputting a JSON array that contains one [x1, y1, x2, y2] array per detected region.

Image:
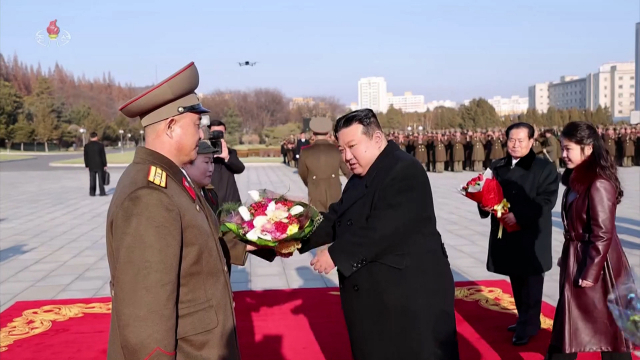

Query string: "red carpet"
[[0, 280, 636, 359]]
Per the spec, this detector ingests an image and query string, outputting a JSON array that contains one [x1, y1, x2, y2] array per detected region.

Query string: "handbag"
[[104, 170, 111, 186]]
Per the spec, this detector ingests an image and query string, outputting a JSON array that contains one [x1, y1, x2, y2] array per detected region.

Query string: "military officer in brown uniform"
[[487, 130, 505, 162], [107, 62, 240, 360], [447, 129, 466, 172], [433, 131, 447, 173], [603, 126, 617, 163], [532, 127, 544, 157], [622, 127, 636, 167], [414, 133, 428, 169], [468, 130, 486, 172], [298, 117, 351, 212], [542, 129, 560, 168]]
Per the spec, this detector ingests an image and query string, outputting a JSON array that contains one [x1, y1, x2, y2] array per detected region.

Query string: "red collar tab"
[[182, 177, 196, 201]]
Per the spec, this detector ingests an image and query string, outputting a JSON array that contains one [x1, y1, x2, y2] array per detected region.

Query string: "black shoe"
[[99, 193, 107, 196], [512, 335, 530, 346], [507, 324, 517, 332]]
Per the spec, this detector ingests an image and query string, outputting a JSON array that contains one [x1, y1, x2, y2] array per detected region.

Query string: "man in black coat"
[[209, 120, 245, 204], [83, 132, 107, 197], [299, 109, 460, 360], [479, 122, 559, 346], [294, 131, 308, 167]]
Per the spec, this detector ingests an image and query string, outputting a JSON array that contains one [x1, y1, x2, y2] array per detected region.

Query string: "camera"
[[209, 130, 224, 156], [200, 115, 223, 155]]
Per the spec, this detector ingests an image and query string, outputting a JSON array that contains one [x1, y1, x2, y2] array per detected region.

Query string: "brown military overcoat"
[[106, 147, 239, 360], [470, 137, 486, 161], [298, 139, 351, 212], [489, 136, 505, 160], [414, 137, 428, 164], [622, 133, 636, 157], [603, 133, 617, 159]]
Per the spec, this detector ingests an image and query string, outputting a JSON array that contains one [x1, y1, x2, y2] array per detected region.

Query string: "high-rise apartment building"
[[486, 96, 529, 116], [586, 62, 635, 119], [548, 76, 587, 110], [528, 83, 551, 112], [387, 91, 427, 112], [358, 77, 388, 113]]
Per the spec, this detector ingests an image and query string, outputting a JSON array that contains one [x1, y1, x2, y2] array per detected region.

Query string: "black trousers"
[[89, 169, 106, 196], [510, 273, 544, 337], [546, 345, 632, 360]]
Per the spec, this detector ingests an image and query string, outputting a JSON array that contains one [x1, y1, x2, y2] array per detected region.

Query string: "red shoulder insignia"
[[182, 177, 196, 201]]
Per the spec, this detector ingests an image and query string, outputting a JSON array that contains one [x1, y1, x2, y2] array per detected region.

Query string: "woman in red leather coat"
[[546, 121, 633, 360]]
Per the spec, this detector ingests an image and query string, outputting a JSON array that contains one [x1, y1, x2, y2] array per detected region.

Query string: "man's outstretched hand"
[[311, 248, 335, 274]]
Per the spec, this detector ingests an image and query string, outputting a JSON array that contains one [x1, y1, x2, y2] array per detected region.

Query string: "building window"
[[632, 93, 636, 98], [619, 102, 623, 106], [632, 85, 635, 89], [632, 76, 635, 80], [618, 110, 623, 114], [619, 76, 623, 80], [619, 85, 623, 89], [619, 93, 624, 98], [605, 86, 607, 90]]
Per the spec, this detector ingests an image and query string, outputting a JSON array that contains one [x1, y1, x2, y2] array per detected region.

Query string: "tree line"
[[371, 98, 614, 133]]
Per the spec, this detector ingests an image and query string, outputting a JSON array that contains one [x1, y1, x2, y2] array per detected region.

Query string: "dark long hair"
[[560, 121, 623, 204]]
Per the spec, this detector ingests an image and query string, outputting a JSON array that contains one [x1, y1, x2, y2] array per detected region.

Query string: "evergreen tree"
[[592, 105, 606, 125], [0, 80, 23, 141], [11, 115, 34, 151], [28, 77, 61, 152], [545, 107, 560, 128], [223, 107, 242, 146]]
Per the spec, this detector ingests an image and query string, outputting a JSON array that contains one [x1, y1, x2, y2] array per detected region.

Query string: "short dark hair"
[[90, 132, 98, 138], [506, 122, 534, 139], [334, 109, 383, 139], [209, 119, 226, 130]]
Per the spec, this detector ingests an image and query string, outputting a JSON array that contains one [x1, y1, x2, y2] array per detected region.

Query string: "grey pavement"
[[0, 163, 639, 312], [0, 148, 133, 172]]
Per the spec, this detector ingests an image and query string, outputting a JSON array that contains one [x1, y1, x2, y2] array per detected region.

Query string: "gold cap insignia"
[[148, 166, 167, 188]]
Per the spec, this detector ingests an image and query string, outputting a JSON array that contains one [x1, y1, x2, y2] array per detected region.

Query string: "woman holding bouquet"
[[546, 121, 633, 360]]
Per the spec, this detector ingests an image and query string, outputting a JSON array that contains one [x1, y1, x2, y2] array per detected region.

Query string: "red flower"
[[273, 221, 289, 234], [480, 178, 504, 208]]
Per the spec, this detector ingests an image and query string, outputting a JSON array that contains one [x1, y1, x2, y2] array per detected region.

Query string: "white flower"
[[248, 190, 261, 202], [238, 206, 251, 221], [289, 205, 304, 216], [253, 215, 269, 229], [246, 228, 259, 241]]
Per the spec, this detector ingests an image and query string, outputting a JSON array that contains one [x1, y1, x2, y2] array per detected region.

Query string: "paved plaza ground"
[[0, 157, 639, 312]]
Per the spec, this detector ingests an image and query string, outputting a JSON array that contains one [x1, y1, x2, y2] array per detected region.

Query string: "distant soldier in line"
[[468, 130, 486, 172], [298, 117, 351, 212], [603, 126, 617, 163], [532, 127, 544, 157], [622, 126, 636, 167], [487, 130, 505, 165], [543, 129, 560, 168], [433, 131, 447, 173], [286, 134, 296, 166], [449, 129, 466, 172], [414, 133, 428, 169]]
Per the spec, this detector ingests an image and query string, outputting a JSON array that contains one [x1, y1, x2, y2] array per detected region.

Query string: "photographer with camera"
[[204, 118, 245, 204]]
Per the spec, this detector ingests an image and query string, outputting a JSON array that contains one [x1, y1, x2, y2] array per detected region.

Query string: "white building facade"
[[358, 77, 388, 113], [586, 62, 635, 120], [528, 83, 550, 112], [486, 96, 529, 116], [387, 91, 427, 112], [548, 76, 587, 110]]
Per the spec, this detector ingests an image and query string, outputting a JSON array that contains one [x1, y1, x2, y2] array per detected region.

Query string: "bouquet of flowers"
[[459, 169, 520, 238], [219, 189, 323, 254], [608, 271, 640, 354]]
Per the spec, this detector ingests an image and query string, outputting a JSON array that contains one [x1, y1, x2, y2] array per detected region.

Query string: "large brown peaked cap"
[[118, 62, 209, 126]]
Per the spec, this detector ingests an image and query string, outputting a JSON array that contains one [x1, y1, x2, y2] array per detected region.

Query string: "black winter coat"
[[84, 141, 107, 171], [300, 141, 459, 360], [479, 149, 560, 276], [211, 148, 245, 205]]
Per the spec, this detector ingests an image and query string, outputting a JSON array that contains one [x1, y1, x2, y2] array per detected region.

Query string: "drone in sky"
[[238, 61, 257, 67]]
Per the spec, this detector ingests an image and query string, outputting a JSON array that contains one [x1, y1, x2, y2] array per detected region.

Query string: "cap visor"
[[188, 103, 210, 114]]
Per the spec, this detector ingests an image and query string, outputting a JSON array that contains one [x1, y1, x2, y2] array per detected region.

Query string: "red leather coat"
[[551, 158, 633, 353]]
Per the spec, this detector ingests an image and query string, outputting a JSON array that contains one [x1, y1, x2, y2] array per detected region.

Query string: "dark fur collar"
[[561, 156, 598, 194], [494, 149, 536, 170]]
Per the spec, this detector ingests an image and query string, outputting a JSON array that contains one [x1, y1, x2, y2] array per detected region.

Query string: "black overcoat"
[[300, 141, 459, 360], [479, 149, 560, 276], [211, 148, 245, 205]]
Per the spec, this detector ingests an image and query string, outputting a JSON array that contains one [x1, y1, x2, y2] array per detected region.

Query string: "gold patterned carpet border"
[[0, 285, 552, 352]]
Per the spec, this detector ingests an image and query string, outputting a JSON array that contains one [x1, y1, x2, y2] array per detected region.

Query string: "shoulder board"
[[147, 165, 167, 188], [205, 184, 215, 190]]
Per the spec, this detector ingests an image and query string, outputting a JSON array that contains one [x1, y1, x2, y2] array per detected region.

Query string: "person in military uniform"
[[107, 62, 241, 360], [433, 131, 447, 173], [543, 129, 560, 168], [603, 126, 617, 163], [298, 117, 352, 212], [414, 133, 428, 169], [532, 127, 544, 157], [468, 130, 486, 172], [184, 141, 276, 277], [487, 130, 505, 162], [448, 129, 466, 172]]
